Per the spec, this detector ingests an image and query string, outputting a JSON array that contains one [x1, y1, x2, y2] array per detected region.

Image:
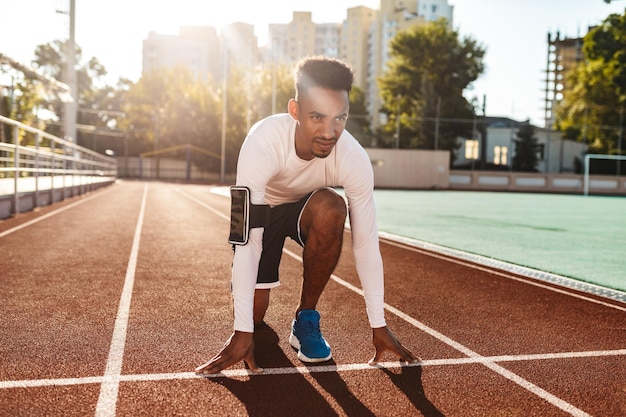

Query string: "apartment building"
[[142, 26, 220, 81], [341, 6, 377, 92], [315, 23, 342, 57], [267, 12, 317, 63], [143, 23, 258, 83], [222, 22, 259, 72]]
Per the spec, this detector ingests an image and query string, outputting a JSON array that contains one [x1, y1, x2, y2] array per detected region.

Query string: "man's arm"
[[196, 120, 281, 373], [342, 142, 419, 363], [343, 145, 386, 329], [230, 122, 280, 332]]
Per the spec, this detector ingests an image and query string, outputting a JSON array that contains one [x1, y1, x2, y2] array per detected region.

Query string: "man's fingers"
[[196, 356, 264, 375], [195, 356, 224, 375], [370, 327, 421, 365], [195, 350, 241, 375], [244, 359, 264, 373], [368, 354, 381, 365], [244, 349, 264, 373], [398, 345, 421, 363], [368, 346, 385, 365], [195, 332, 263, 375], [195, 350, 238, 375], [391, 340, 420, 363], [369, 345, 420, 365]]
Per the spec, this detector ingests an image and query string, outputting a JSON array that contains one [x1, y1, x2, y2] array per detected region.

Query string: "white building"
[[455, 118, 588, 173]]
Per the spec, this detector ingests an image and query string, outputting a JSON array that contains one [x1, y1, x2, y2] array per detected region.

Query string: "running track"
[[1, 180, 624, 417]]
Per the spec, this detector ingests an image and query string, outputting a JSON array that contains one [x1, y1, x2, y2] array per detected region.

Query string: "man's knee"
[[313, 188, 347, 218], [301, 189, 347, 237]]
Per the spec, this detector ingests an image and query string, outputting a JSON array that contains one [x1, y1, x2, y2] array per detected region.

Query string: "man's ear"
[[288, 98, 299, 122]]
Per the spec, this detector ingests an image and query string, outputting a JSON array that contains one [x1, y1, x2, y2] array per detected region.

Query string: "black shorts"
[[255, 190, 318, 289]]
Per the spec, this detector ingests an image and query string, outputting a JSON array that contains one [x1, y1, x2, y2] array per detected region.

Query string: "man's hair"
[[294, 56, 354, 100]]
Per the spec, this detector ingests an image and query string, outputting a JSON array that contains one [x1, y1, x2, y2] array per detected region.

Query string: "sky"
[[1, 0, 625, 126]]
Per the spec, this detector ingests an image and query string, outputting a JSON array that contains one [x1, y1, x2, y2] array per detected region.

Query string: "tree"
[[0, 72, 49, 144], [0, 41, 113, 148], [28, 39, 116, 149], [512, 123, 540, 172], [556, 10, 626, 154], [120, 62, 296, 174], [346, 86, 372, 147], [120, 66, 224, 171], [378, 18, 485, 158], [0, 52, 64, 133], [249, 62, 294, 120]]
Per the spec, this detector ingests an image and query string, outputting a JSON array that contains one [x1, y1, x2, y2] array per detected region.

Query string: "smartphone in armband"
[[228, 186, 250, 245]]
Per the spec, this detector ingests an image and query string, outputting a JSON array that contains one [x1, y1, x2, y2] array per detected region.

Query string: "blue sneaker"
[[289, 310, 332, 363]]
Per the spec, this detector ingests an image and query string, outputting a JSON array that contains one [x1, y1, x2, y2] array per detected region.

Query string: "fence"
[[0, 115, 117, 219]]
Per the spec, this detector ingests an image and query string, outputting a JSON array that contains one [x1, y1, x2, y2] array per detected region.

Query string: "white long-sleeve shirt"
[[232, 113, 386, 332]]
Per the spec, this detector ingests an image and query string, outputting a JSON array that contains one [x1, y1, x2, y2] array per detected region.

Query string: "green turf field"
[[373, 190, 626, 292]]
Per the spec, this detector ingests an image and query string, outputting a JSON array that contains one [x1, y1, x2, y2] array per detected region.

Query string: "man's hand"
[[369, 326, 421, 365], [195, 331, 263, 375]]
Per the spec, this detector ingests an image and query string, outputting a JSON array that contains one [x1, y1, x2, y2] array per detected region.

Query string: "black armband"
[[228, 186, 270, 245]]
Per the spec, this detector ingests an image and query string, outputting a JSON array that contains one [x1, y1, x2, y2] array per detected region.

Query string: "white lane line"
[[386, 296, 591, 415], [380, 232, 626, 306], [282, 247, 593, 417], [175, 187, 228, 221], [1, 376, 105, 389], [94, 183, 148, 417], [3, 349, 625, 389], [0, 186, 115, 239]]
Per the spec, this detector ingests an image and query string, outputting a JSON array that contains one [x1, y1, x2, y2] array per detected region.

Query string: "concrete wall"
[[364, 149, 625, 195], [0, 178, 115, 219], [366, 148, 450, 189], [449, 170, 626, 195]]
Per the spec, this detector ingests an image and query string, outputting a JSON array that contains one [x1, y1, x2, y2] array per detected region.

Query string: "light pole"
[[395, 94, 400, 149], [434, 96, 441, 150], [220, 49, 228, 184], [60, 0, 77, 145], [618, 105, 623, 176]]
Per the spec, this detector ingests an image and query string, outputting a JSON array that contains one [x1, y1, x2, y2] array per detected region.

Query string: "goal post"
[[583, 154, 626, 196]]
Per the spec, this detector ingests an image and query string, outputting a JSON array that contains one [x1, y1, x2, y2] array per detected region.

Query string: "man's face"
[[289, 86, 349, 160]]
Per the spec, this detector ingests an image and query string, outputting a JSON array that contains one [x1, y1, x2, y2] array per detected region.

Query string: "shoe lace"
[[301, 320, 322, 341]]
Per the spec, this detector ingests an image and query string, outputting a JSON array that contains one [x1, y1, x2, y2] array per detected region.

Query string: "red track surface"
[[1, 180, 625, 417]]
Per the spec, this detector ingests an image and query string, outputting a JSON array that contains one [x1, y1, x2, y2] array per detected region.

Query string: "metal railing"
[[0, 115, 117, 216]]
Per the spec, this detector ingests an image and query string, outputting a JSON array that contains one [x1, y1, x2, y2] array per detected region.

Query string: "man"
[[196, 56, 418, 374]]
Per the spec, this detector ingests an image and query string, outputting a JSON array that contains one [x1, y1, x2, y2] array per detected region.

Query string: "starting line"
[[2, 348, 625, 389]]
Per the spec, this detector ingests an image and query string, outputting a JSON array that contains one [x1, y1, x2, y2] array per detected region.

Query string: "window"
[[465, 140, 479, 160], [494, 146, 508, 165]]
